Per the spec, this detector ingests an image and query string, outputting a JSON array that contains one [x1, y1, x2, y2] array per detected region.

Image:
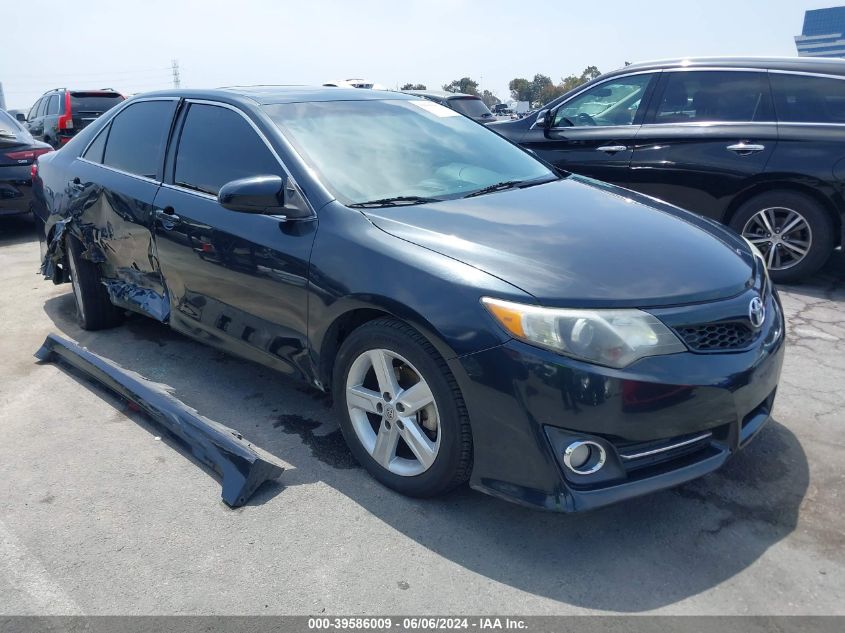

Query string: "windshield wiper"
[[348, 196, 441, 208], [463, 175, 558, 199]]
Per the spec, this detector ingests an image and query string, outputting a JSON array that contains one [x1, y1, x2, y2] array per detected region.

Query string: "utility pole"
[[171, 59, 181, 89]]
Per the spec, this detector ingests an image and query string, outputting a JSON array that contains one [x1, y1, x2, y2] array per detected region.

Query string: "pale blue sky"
[[0, 0, 838, 110]]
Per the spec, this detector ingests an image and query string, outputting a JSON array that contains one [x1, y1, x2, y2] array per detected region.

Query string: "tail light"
[[5, 147, 53, 162], [57, 92, 74, 130]]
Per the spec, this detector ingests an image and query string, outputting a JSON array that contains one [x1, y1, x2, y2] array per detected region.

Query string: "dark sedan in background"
[[491, 56, 845, 282], [0, 109, 52, 218], [403, 90, 497, 124], [32, 87, 783, 512]]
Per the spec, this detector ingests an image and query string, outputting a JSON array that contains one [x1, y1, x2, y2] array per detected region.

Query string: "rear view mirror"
[[218, 175, 286, 215], [593, 87, 612, 97]]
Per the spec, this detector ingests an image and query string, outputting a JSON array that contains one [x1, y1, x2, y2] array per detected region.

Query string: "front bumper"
[[452, 291, 785, 512], [0, 165, 34, 216]]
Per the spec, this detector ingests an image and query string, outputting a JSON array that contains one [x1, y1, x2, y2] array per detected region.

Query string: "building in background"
[[795, 6, 845, 57], [0, 83, 6, 111]]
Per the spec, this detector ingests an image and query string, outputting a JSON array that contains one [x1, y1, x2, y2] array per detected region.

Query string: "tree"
[[480, 89, 500, 108], [560, 66, 602, 93], [510, 66, 602, 108], [442, 77, 479, 95], [400, 83, 427, 90], [508, 78, 532, 102]]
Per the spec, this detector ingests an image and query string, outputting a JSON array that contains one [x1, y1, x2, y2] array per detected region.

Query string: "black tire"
[[729, 191, 834, 283], [65, 234, 124, 330], [332, 318, 473, 497]]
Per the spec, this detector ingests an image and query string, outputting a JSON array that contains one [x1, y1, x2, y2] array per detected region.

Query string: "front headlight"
[[482, 297, 687, 368]]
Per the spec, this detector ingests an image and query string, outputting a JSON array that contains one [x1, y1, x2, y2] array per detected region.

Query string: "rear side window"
[[83, 125, 109, 163], [46, 95, 60, 116], [36, 97, 49, 117], [102, 100, 176, 179], [0, 110, 22, 138], [448, 97, 491, 117], [654, 71, 774, 123], [770, 73, 845, 123], [70, 92, 124, 113], [174, 103, 281, 196]]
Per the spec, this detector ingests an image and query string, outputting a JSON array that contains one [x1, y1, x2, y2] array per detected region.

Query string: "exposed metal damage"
[[35, 333, 285, 507]]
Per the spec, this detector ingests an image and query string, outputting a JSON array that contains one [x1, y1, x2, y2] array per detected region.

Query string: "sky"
[[0, 0, 838, 110]]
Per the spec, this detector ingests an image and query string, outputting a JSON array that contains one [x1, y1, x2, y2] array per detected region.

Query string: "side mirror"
[[15, 113, 26, 122], [534, 108, 550, 129], [218, 175, 287, 215]]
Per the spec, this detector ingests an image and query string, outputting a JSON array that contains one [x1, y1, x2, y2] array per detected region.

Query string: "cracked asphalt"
[[0, 215, 843, 615]]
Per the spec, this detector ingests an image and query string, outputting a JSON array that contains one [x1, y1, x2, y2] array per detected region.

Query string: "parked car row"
[[491, 57, 845, 283]]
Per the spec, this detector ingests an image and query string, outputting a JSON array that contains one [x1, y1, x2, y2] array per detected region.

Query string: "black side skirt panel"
[[35, 333, 284, 507]]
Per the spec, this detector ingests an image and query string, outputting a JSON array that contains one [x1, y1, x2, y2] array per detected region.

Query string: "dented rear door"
[[70, 98, 179, 321]]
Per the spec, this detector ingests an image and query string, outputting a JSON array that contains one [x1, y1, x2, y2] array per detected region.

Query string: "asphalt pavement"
[[0, 214, 842, 615]]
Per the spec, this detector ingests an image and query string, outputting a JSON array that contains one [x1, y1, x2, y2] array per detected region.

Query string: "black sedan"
[[1, 109, 52, 218], [32, 87, 784, 512]]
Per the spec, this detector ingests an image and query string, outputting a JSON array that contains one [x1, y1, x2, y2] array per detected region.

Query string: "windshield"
[[448, 97, 492, 118], [264, 99, 553, 205]]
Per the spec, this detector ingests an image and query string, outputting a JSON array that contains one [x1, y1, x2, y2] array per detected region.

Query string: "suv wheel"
[[333, 318, 472, 497], [65, 235, 124, 330], [730, 191, 834, 283]]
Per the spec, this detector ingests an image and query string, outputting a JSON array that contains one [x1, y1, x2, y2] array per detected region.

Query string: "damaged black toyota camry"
[[32, 87, 784, 512]]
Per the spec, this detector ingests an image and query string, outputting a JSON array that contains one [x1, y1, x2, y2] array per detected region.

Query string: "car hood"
[[362, 176, 756, 308]]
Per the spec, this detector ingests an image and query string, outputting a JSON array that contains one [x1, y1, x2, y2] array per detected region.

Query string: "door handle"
[[726, 143, 765, 155], [157, 206, 180, 229], [597, 145, 627, 153]]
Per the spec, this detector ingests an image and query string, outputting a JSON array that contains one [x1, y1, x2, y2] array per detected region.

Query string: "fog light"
[[563, 440, 606, 475]]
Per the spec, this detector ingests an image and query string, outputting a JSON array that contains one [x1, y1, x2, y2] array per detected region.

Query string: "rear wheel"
[[65, 235, 124, 330], [729, 191, 834, 283], [333, 318, 472, 497]]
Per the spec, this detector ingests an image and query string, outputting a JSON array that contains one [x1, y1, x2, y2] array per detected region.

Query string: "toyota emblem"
[[749, 296, 766, 329]]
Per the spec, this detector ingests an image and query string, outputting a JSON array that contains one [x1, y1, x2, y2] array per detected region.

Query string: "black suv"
[[25, 89, 124, 149], [491, 57, 845, 282]]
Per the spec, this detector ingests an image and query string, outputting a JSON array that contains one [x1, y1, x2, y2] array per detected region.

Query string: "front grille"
[[677, 321, 755, 352]]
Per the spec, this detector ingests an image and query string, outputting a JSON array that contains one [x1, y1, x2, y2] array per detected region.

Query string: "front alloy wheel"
[[345, 349, 441, 476], [333, 318, 472, 497]]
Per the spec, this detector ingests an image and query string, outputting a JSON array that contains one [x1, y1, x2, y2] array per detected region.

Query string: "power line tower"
[[171, 59, 181, 89]]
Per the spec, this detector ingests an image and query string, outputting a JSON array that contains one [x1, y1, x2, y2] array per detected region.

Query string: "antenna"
[[171, 59, 181, 89]]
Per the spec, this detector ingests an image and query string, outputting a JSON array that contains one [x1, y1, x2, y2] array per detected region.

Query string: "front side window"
[[770, 73, 845, 123], [27, 99, 41, 120], [654, 71, 773, 124], [264, 99, 554, 205], [102, 100, 176, 179], [36, 97, 49, 118], [553, 74, 654, 127], [174, 104, 281, 196]]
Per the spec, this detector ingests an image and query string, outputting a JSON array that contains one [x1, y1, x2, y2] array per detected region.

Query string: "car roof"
[[128, 85, 416, 106], [404, 90, 479, 100], [618, 56, 845, 76]]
